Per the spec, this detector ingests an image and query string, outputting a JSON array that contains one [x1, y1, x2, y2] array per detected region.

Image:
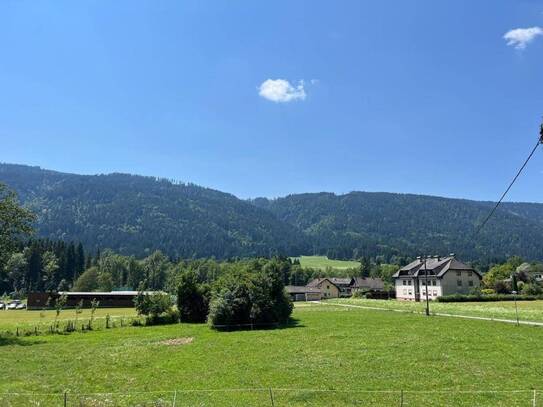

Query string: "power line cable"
[[475, 126, 543, 235]]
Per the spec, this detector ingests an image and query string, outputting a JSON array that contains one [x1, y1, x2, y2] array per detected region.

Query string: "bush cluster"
[[436, 294, 543, 302], [207, 263, 293, 328], [134, 292, 175, 324], [177, 271, 210, 323]]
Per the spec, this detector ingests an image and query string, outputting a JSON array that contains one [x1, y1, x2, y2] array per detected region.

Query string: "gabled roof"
[[285, 286, 321, 294], [328, 277, 353, 286], [392, 256, 481, 279], [351, 277, 384, 290], [307, 278, 342, 289]]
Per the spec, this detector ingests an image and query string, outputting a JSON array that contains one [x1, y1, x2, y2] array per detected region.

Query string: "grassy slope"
[[2, 304, 543, 406], [293, 256, 360, 270], [329, 298, 543, 323]]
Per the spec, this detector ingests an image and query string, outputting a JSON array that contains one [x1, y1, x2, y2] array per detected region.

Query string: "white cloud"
[[503, 27, 543, 49], [258, 79, 306, 103]]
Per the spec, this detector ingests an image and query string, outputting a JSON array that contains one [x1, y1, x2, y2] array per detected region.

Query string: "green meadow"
[[292, 255, 360, 270], [2, 302, 543, 406], [328, 298, 543, 324]]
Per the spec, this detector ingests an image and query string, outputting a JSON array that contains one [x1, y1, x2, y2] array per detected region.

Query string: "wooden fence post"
[[172, 390, 177, 407], [533, 389, 537, 407], [269, 388, 275, 407], [399, 389, 403, 407], [64, 391, 67, 407]]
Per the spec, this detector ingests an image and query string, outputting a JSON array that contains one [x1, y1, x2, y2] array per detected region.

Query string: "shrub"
[[521, 283, 543, 296], [481, 288, 495, 295], [436, 294, 542, 302], [134, 292, 175, 324], [208, 265, 293, 328], [177, 271, 210, 323], [352, 290, 366, 299]]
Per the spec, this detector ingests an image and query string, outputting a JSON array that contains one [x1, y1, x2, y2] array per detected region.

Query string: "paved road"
[[314, 301, 543, 327]]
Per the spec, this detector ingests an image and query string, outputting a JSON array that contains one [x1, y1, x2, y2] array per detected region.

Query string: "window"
[[403, 280, 407, 286], [432, 280, 437, 286], [408, 291, 412, 295], [408, 280, 412, 286], [457, 280, 462, 286], [456, 271, 462, 277], [468, 280, 474, 287], [468, 271, 473, 277], [433, 290, 437, 296], [327, 285, 330, 289], [403, 289, 407, 295]]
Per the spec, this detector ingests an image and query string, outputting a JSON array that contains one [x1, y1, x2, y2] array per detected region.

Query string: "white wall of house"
[[418, 278, 442, 300], [395, 270, 481, 301], [395, 278, 417, 301]]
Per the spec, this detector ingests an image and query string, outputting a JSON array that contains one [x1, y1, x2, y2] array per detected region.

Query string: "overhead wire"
[[474, 125, 543, 235]]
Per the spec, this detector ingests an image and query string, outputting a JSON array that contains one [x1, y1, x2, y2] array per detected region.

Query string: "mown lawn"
[[2, 303, 543, 406], [292, 256, 360, 270], [329, 298, 543, 323]]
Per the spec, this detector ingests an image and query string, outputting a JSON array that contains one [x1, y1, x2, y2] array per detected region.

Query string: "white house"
[[392, 255, 482, 301]]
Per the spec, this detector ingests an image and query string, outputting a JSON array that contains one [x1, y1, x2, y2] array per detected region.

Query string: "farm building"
[[351, 277, 385, 293], [306, 278, 342, 298], [285, 286, 322, 301], [27, 291, 154, 310], [392, 255, 482, 301]]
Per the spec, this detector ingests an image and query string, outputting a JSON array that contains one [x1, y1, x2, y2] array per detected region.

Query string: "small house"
[[306, 278, 342, 298]]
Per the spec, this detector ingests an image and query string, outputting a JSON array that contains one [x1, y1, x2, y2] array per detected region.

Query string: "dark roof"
[[392, 256, 481, 279], [58, 291, 156, 296], [285, 286, 321, 294], [328, 277, 353, 286], [351, 277, 385, 290]]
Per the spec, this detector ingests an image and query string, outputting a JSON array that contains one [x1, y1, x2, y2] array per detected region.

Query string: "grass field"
[[0, 308, 138, 335], [292, 256, 360, 270], [329, 298, 543, 323], [2, 303, 543, 406]]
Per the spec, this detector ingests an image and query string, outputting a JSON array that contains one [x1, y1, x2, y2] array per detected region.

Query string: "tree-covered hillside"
[[253, 192, 543, 262], [0, 164, 308, 259], [3, 163, 543, 263]]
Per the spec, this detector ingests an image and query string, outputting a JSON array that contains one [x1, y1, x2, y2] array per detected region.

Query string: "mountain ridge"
[[2, 163, 543, 262]]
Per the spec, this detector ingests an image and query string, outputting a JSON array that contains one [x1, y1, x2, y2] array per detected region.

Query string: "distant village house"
[[392, 255, 481, 301], [286, 276, 385, 301]]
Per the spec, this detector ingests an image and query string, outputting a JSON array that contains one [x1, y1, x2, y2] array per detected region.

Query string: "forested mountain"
[[0, 164, 308, 259], [252, 192, 543, 262], [2, 163, 543, 262]]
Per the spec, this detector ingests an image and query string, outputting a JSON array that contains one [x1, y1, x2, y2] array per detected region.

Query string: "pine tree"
[[65, 243, 76, 283], [75, 242, 85, 277]]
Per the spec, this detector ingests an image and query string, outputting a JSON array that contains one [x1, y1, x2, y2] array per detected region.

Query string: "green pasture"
[[292, 256, 360, 270], [2, 302, 543, 406], [329, 298, 543, 323], [0, 308, 138, 333]]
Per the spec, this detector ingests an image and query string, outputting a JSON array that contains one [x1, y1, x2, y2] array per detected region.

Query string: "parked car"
[[0, 302, 5, 310], [15, 303, 26, 310], [7, 300, 22, 310]]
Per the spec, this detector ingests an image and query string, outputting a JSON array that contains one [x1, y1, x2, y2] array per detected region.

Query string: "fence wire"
[[0, 388, 539, 406]]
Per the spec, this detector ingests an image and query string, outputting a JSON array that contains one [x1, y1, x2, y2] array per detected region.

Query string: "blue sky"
[[1, 1, 543, 201]]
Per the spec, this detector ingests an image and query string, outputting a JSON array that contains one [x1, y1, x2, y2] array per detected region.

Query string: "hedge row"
[[436, 294, 543, 302]]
